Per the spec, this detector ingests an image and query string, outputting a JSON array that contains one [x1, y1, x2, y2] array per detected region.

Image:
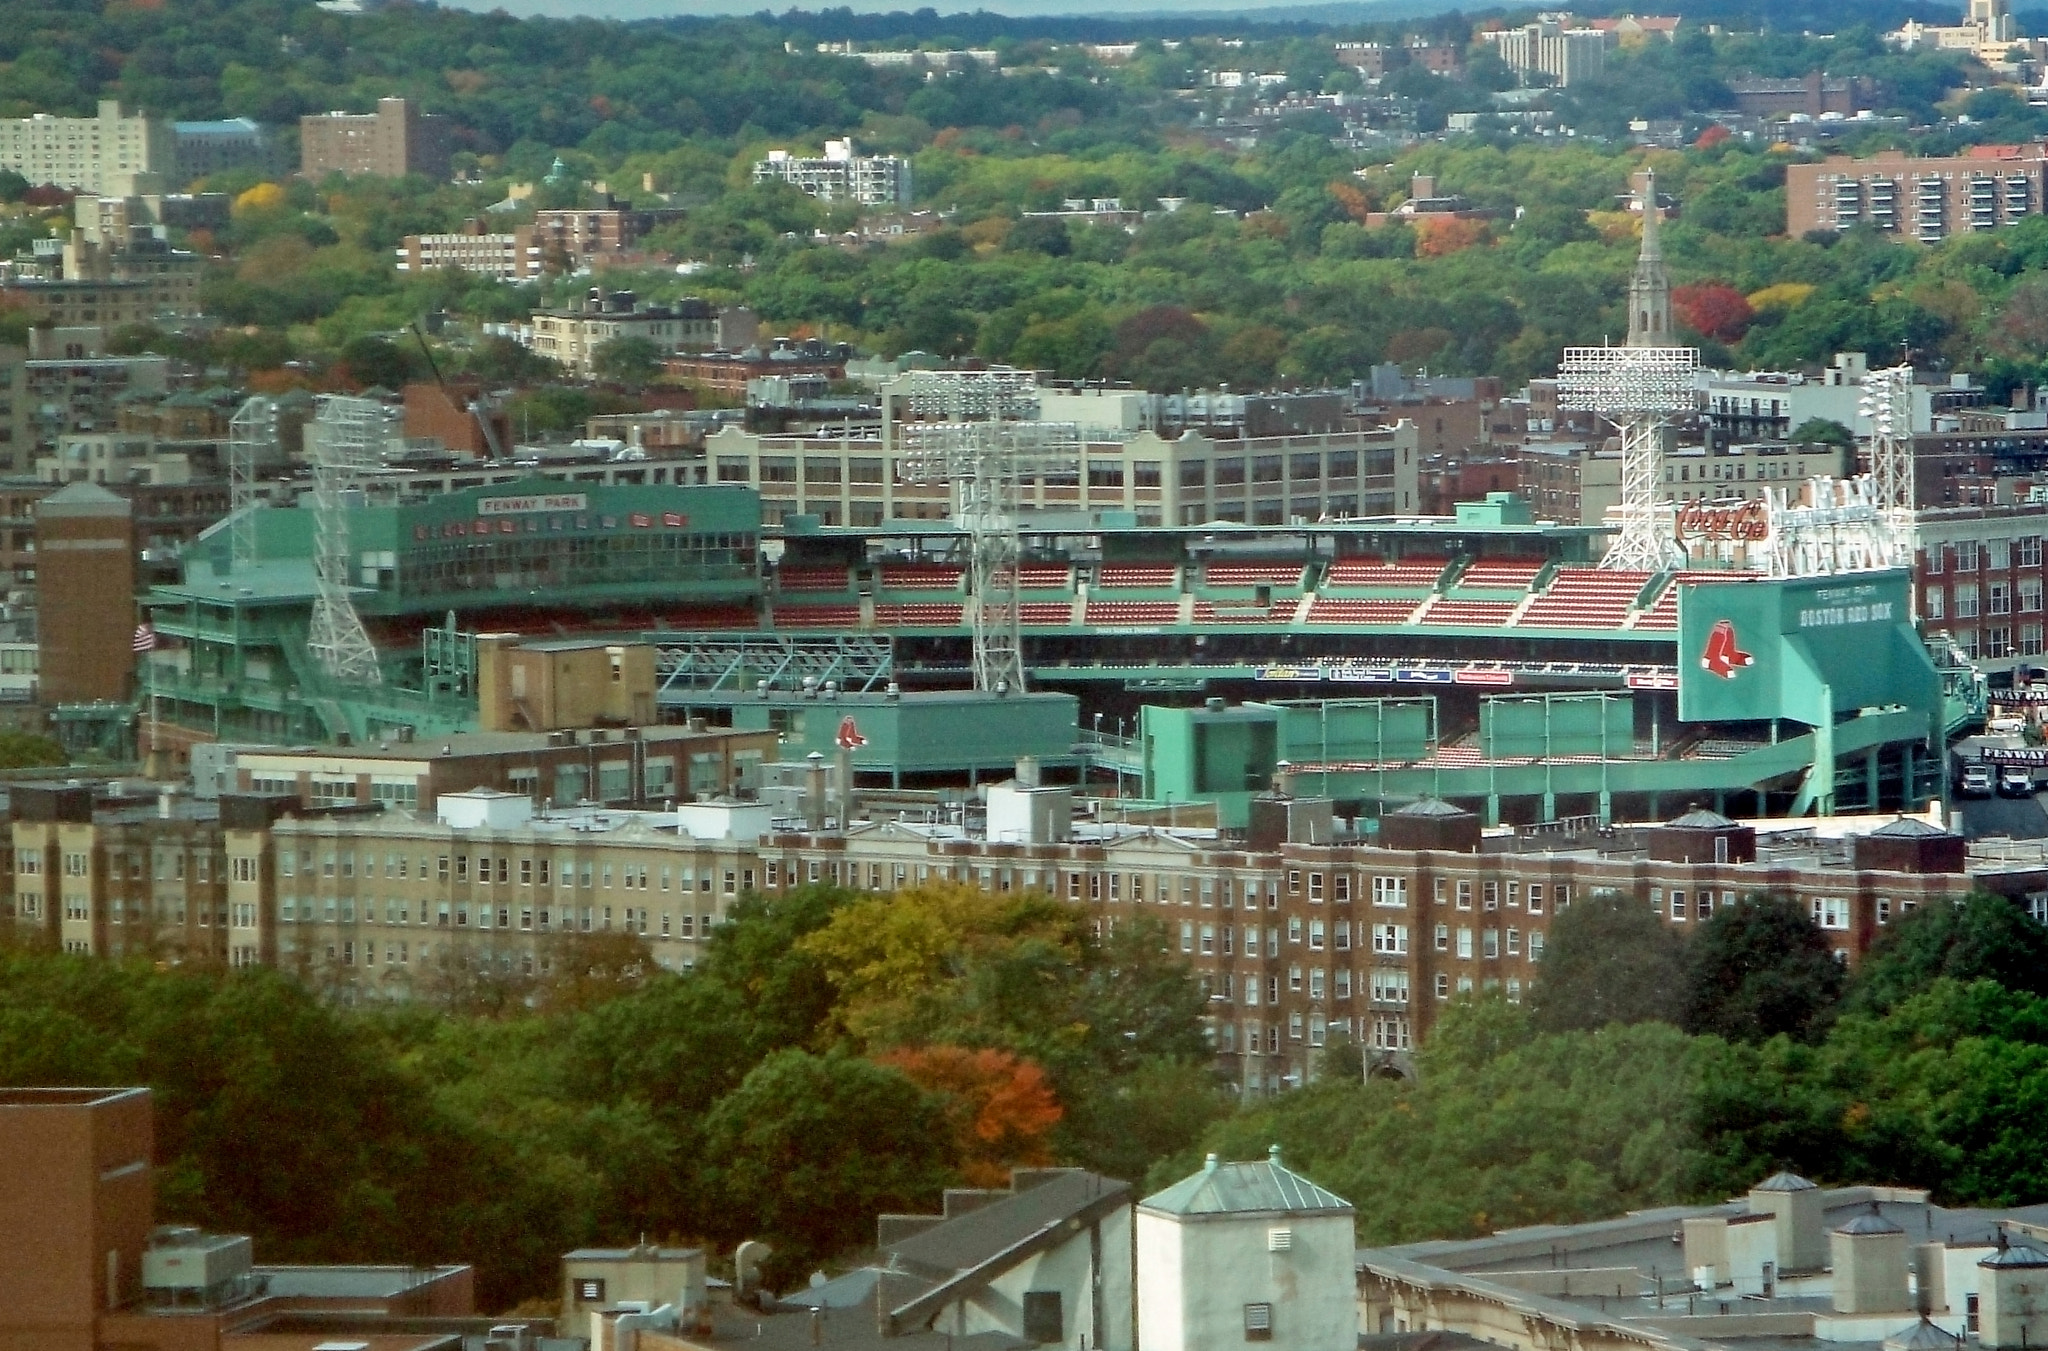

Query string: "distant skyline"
[[436, 0, 1411, 18]]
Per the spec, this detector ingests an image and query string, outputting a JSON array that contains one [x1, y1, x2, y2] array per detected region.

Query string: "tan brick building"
[[34, 482, 134, 706], [299, 97, 452, 181], [1787, 145, 2048, 241]]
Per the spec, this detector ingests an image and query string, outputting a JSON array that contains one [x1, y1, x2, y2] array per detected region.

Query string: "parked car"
[[1960, 763, 1996, 798], [2000, 765, 2035, 798]]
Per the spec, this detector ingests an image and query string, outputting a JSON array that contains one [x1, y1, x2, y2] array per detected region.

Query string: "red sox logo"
[[1701, 618, 1754, 680]]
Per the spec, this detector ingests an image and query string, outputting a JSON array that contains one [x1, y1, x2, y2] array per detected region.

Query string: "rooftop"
[[1142, 1145, 1354, 1218]]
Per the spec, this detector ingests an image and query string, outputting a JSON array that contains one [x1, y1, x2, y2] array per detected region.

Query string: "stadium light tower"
[[227, 396, 278, 570], [305, 395, 388, 687], [1556, 168, 1697, 572], [892, 371, 1079, 693], [1557, 344, 1698, 571], [1857, 364, 1915, 515]]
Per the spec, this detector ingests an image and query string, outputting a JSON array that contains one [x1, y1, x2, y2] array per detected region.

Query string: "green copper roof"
[[1140, 1145, 1353, 1217]]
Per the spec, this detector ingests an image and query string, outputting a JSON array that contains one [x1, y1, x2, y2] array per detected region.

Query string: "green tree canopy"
[[590, 336, 663, 388], [1527, 889, 1688, 1033], [1682, 894, 1845, 1043], [1847, 893, 2048, 1014]]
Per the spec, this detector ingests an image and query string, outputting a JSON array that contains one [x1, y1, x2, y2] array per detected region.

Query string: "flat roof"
[[253, 1266, 467, 1299], [236, 726, 766, 762]]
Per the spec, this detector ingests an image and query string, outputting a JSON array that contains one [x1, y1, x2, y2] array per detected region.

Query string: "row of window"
[[274, 894, 714, 939], [273, 850, 745, 893], [1924, 536, 2044, 573]]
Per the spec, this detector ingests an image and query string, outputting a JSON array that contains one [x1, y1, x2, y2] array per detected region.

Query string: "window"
[[1434, 922, 1449, 951], [1527, 883, 1544, 914], [1335, 920, 1351, 950], [1308, 919, 1325, 950], [1371, 969, 1410, 1003], [1812, 896, 1849, 930], [1877, 897, 1892, 926], [1926, 588, 1945, 620], [1309, 968, 1325, 999], [1957, 583, 1979, 619], [1287, 916, 1303, 944], [1307, 873, 1324, 903], [1530, 930, 1545, 961], [1482, 928, 1500, 959], [1336, 968, 1351, 998], [1926, 544, 1946, 574], [1483, 881, 1499, 911], [1456, 927, 1474, 959], [1671, 889, 1688, 921], [1370, 923, 1408, 954], [1288, 964, 1302, 992], [1435, 973, 1451, 999], [1244, 1303, 1274, 1341], [1372, 876, 1407, 908], [1455, 880, 1472, 910], [1959, 540, 1980, 571], [2023, 535, 2043, 568]]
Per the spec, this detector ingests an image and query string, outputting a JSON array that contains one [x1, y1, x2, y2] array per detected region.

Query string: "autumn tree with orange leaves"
[[880, 1044, 1065, 1186]]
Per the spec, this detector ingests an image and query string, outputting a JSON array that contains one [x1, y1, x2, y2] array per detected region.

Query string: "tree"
[[590, 336, 662, 388], [1527, 889, 1688, 1033], [1682, 894, 1845, 1043], [1847, 893, 2048, 1014], [878, 1044, 1064, 1186], [700, 1048, 953, 1273], [336, 335, 416, 392], [1789, 418, 1854, 448], [1673, 282, 1754, 343]]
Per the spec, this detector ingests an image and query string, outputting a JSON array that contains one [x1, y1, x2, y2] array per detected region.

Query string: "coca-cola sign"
[[1675, 499, 1770, 541]]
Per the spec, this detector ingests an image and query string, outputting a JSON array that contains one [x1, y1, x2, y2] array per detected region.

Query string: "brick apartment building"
[[1787, 144, 2048, 241], [0, 1084, 483, 1351], [299, 97, 452, 181], [35, 482, 135, 706], [4, 775, 2011, 1097]]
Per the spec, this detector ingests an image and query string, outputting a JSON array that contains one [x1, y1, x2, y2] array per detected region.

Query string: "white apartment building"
[[752, 139, 912, 207], [704, 387, 1420, 528], [1482, 16, 1608, 87], [396, 229, 543, 281], [0, 101, 174, 195]]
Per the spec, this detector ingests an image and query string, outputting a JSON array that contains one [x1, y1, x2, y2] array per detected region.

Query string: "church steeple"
[[1627, 169, 1671, 348]]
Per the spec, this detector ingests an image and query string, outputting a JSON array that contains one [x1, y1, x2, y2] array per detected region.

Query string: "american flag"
[[132, 623, 157, 654]]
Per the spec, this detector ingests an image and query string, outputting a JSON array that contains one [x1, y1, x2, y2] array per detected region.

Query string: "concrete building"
[[705, 378, 1420, 528], [1520, 439, 1846, 527], [1723, 72, 1880, 119], [170, 118, 273, 179], [1138, 1147, 1357, 1351], [299, 97, 452, 181], [531, 203, 688, 265], [526, 292, 737, 376], [1360, 1172, 2048, 1351], [563, 1244, 708, 1337], [34, 482, 134, 706], [752, 139, 912, 207], [1482, 16, 1608, 87], [0, 101, 172, 195], [395, 222, 543, 281], [1787, 145, 2048, 241]]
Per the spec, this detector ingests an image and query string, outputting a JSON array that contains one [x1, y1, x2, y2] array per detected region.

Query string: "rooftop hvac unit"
[[1268, 1228, 1294, 1252], [142, 1232, 253, 1293]]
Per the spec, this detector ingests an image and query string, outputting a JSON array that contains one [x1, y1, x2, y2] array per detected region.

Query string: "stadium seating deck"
[[1517, 569, 1652, 630], [777, 566, 852, 593], [1306, 597, 1425, 625], [1201, 561, 1307, 588], [1086, 600, 1181, 625], [1095, 563, 1180, 589], [873, 601, 965, 626], [1454, 557, 1546, 591], [1006, 565, 1076, 591], [877, 562, 964, 591], [1414, 597, 1518, 628], [1018, 601, 1080, 625], [772, 604, 862, 628], [1192, 601, 1294, 624], [1633, 571, 1751, 631], [1322, 555, 1448, 590]]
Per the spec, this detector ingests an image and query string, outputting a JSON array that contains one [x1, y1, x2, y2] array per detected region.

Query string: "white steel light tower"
[[227, 396, 277, 570], [1858, 364, 1915, 515], [1557, 344, 1699, 571], [893, 371, 1079, 693], [306, 395, 388, 687]]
